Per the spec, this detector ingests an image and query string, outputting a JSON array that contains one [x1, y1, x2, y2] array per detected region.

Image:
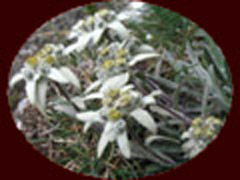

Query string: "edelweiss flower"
[[76, 73, 162, 158], [181, 116, 222, 158], [64, 8, 131, 55], [85, 40, 160, 91], [9, 44, 80, 112]]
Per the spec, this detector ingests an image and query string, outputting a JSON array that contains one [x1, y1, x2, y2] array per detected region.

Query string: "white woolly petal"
[[63, 34, 91, 54], [76, 111, 102, 122], [117, 131, 131, 158], [128, 53, 160, 66], [182, 139, 195, 151], [149, 105, 172, 117], [53, 104, 77, 116], [100, 72, 129, 93], [130, 108, 157, 133], [91, 28, 105, 44], [108, 21, 130, 39], [48, 68, 69, 84], [84, 80, 103, 94], [71, 96, 86, 110], [36, 80, 48, 111], [59, 67, 80, 88], [97, 121, 115, 158], [138, 44, 155, 53], [9, 72, 24, 87], [72, 20, 84, 31], [181, 131, 191, 139], [83, 92, 104, 101], [142, 95, 156, 106], [25, 80, 37, 105], [145, 135, 179, 146], [149, 90, 163, 97], [76, 33, 92, 52], [83, 122, 93, 133], [120, 84, 135, 92]]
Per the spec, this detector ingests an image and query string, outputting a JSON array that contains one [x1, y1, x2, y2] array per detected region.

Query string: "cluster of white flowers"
[[9, 44, 80, 113], [181, 116, 222, 158], [9, 4, 176, 160]]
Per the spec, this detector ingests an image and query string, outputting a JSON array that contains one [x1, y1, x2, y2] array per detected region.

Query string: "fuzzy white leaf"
[[63, 33, 91, 54], [142, 90, 163, 106], [83, 92, 104, 101], [142, 95, 156, 106], [128, 53, 160, 66], [36, 80, 48, 111], [25, 80, 37, 105], [53, 104, 77, 116], [120, 84, 135, 92], [97, 121, 115, 158], [108, 21, 130, 39], [71, 96, 86, 110], [76, 111, 102, 122], [130, 108, 157, 133], [48, 68, 69, 83], [59, 67, 80, 88], [138, 44, 155, 53], [117, 131, 131, 158], [83, 122, 93, 133], [149, 90, 163, 97], [76, 33, 92, 52], [9, 72, 24, 87], [100, 72, 129, 93], [85, 80, 103, 94], [182, 139, 195, 151], [145, 135, 179, 146], [181, 131, 191, 139], [91, 28, 105, 44], [149, 105, 172, 117]]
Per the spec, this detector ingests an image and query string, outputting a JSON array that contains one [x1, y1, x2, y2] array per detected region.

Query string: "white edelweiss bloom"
[[10, 59, 80, 112], [9, 66, 41, 105], [82, 73, 130, 102], [97, 119, 130, 158]]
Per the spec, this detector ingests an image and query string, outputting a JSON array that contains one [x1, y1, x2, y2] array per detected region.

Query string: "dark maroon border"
[[0, 0, 239, 179]]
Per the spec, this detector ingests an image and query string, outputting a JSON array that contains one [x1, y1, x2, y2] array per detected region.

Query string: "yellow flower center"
[[108, 108, 122, 121], [102, 60, 114, 69], [119, 92, 131, 107], [102, 97, 112, 106], [115, 58, 126, 66], [44, 55, 55, 64], [99, 47, 109, 56], [206, 116, 222, 125], [192, 117, 202, 127], [107, 89, 120, 98], [25, 56, 38, 67], [97, 9, 109, 17], [193, 127, 202, 137], [116, 49, 127, 57], [86, 16, 94, 26]]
